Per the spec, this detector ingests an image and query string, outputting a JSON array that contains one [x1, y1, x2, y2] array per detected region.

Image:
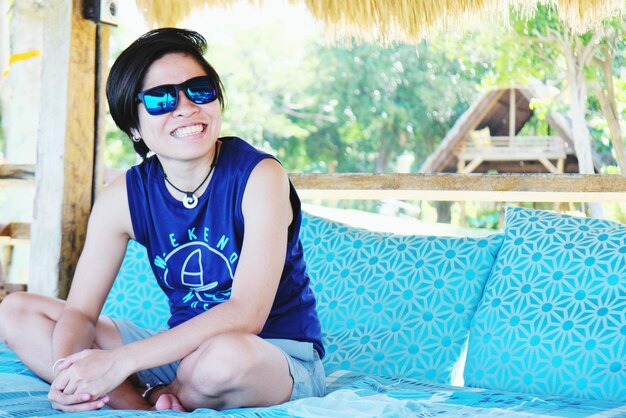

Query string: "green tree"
[[298, 41, 488, 173], [201, 7, 319, 172]]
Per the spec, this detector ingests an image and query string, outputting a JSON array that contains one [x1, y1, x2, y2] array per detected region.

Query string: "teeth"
[[172, 124, 204, 138]]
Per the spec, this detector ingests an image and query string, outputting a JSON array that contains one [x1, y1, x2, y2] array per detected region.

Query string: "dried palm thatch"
[[303, 0, 626, 42], [135, 0, 625, 43]]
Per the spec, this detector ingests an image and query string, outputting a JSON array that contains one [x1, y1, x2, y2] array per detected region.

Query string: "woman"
[[0, 28, 325, 412]]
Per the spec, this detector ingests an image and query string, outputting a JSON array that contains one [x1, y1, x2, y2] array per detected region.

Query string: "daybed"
[[0, 206, 624, 417]]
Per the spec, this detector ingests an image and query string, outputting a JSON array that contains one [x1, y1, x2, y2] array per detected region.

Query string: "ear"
[[130, 127, 141, 139]]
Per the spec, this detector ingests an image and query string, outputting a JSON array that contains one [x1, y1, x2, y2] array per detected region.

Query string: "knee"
[[0, 291, 31, 321], [177, 333, 258, 394], [0, 292, 30, 338]]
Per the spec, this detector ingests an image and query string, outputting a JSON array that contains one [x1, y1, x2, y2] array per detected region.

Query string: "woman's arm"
[[60, 158, 293, 399], [51, 174, 132, 372]]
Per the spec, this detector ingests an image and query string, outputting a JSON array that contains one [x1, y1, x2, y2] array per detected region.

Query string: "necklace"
[[162, 146, 219, 209]]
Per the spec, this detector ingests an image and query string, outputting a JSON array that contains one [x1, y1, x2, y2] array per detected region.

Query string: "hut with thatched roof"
[[420, 84, 608, 175]]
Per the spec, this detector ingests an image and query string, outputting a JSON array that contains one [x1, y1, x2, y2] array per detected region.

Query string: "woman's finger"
[[51, 372, 70, 391], [50, 397, 109, 412], [55, 358, 72, 373], [62, 379, 78, 395], [48, 387, 92, 406]]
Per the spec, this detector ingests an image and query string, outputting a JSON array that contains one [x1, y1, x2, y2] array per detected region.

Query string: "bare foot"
[[155, 393, 186, 411]]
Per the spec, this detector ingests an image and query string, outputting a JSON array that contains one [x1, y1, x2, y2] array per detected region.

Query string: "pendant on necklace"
[[183, 193, 199, 209]]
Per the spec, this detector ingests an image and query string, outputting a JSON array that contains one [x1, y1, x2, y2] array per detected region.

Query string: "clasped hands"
[[48, 349, 127, 412]]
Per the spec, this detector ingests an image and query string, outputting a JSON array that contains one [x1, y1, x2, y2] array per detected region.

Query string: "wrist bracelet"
[[141, 383, 167, 403], [51, 358, 67, 377]]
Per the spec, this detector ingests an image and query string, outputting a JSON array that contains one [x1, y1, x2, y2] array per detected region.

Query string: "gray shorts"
[[110, 319, 325, 401]]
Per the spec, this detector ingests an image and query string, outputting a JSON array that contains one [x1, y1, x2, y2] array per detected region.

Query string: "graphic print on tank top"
[[153, 230, 239, 310]]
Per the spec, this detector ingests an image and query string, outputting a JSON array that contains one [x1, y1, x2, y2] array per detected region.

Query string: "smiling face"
[[132, 52, 222, 165]]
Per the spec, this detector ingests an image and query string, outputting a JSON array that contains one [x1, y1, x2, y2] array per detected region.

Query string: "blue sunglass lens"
[[186, 79, 217, 104], [139, 77, 217, 115], [142, 87, 177, 115]]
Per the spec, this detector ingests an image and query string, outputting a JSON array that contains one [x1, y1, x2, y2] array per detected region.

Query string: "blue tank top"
[[125, 137, 324, 357]]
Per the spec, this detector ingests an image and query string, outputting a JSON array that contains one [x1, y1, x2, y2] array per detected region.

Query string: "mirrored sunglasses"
[[136, 76, 218, 116]]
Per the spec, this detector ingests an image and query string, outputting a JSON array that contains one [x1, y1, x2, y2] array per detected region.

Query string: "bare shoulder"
[[248, 158, 289, 189], [243, 158, 291, 224], [89, 173, 133, 239]]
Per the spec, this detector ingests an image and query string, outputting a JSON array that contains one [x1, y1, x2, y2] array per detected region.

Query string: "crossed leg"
[[0, 292, 294, 412], [0, 291, 149, 411], [150, 332, 294, 411]]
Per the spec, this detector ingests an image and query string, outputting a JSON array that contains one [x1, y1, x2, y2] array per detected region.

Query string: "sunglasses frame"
[[136, 76, 218, 116]]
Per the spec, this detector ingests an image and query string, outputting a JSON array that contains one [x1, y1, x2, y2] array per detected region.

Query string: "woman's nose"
[[173, 91, 199, 116]]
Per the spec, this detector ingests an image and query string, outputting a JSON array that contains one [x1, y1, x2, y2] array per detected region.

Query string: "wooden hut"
[[0, 0, 625, 298], [420, 85, 606, 175]]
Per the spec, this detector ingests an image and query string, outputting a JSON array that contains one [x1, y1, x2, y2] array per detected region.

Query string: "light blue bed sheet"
[[1, 343, 624, 417]]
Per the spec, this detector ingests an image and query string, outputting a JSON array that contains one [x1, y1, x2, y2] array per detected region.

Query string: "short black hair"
[[106, 28, 225, 159]]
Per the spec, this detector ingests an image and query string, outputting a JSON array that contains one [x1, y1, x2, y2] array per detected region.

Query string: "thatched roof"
[[135, 0, 625, 42], [419, 84, 607, 174]]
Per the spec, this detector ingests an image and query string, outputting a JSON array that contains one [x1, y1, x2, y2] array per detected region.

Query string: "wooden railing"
[[458, 135, 567, 160], [0, 164, 35, 188], [455, 136, 568, 174], [0, 223, 30, 245], [290, 173, 626, 202], [2, 164, 626, 203]]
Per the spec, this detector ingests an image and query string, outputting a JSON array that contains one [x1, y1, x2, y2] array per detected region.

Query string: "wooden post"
[[0, 0, 9, 91], [93, 24, 111, 199], [509, 87, 516, 145], [29, 0, 105, 298]]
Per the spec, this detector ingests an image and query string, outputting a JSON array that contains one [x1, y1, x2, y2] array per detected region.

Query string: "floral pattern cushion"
[[301, 213, 503, 383], [465, 207, 626, 402]]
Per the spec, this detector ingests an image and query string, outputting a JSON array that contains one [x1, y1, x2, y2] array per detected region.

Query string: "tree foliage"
[[294, 41, 487, 173]]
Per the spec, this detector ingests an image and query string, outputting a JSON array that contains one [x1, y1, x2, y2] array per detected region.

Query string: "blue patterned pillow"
[[464, 207, 626, 401], [301, 213, 504, 383], [101, 240, 170, 331]]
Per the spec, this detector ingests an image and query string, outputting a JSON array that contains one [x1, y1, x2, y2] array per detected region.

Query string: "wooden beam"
[[458, 152, 567, 161], [289, 173, 626, 202], [0, 164, 35, 187], [509, 87, 515, 142], [93, 25, 111, 200], [459, 158, 483, 173], [538, 158, 560, 174], [0, 222, 30, 243], [473, 89, 506, 133], [29, 0, 98, 298]]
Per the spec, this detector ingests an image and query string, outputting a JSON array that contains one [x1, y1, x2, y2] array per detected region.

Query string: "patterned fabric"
[[2, 350, 625, 417], [465, 207, 626, 402], [101, 240, 170, 331], [323, 371, 626, 417], [301, 213, 504, 383], [0, 341, 36, 377], [5, 208, 626, 416]]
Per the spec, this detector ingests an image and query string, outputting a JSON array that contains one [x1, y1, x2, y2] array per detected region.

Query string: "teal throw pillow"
[[301, 213, 504, 383], [464, 207, 626, 401]]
